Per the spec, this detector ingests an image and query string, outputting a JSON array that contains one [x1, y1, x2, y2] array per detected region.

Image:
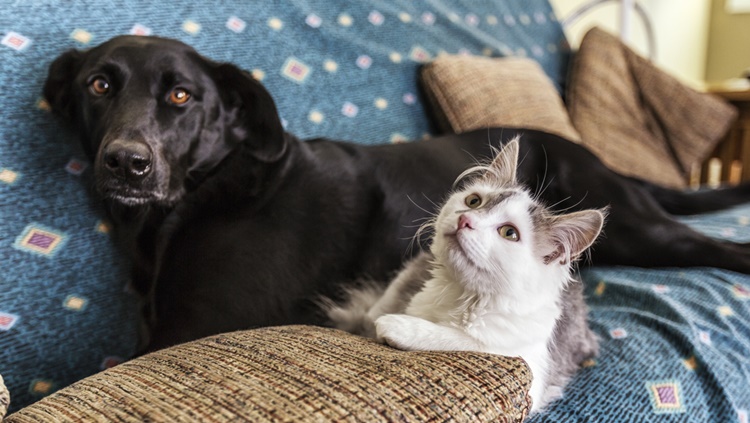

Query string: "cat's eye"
[[168, 87, 191, 105], [498, 225, 520, 241], [465, 193, 482, 209], [89, 77, 110, 96]]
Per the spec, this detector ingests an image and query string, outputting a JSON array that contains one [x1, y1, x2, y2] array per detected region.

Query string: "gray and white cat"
[[324, 138, 604, 413]]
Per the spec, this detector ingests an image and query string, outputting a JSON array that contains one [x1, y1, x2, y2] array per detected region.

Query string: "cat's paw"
[[374, 314, 426, 350]]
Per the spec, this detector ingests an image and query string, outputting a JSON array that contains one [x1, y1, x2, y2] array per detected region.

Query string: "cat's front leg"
[[375, 314, 482, 351]]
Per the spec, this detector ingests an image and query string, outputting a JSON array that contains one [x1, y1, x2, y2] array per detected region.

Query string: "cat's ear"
[[486, 137, 520, 185], [543, 209, 606, 265]]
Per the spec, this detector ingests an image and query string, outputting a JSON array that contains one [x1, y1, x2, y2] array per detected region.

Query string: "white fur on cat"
[[327, 138, 604, 413]]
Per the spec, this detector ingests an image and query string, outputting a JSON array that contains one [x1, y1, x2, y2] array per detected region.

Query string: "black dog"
[[43, 36, 750, 353]]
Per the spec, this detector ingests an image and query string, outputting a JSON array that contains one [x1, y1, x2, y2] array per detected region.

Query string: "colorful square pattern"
[[0, 312, 19, 331], [130, 24, 152, 36], [65, 158, 88, 175], [13, 224, 68, 258], [0, 168, 19, 184], [1, 31, 31, 51], [182, 20, 201, 35], [341, 102, 359, 118], [29, 379, 55, 396], [305, 14, 322, 28], [63, 295, 88, 312], [646, 380, 685, 414], [409, 45, 431, 62], [281, 57, 311, 83], [70, 28, 93, 44], [226, 16, 246, 33], [732, 284, 750, 299], [609, 328, 628, 339]]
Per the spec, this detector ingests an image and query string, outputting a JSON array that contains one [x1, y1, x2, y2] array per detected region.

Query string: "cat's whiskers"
[[531, 144, 550, 199], [403, 194, 441, 256], [405, 194, 437, 217]]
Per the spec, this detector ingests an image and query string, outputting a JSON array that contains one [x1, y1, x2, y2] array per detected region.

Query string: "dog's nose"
[[102, 140, 153, 181]]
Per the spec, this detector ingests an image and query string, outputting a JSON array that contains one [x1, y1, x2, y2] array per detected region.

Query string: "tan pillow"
[[0, 375, 8, 419], [421, 55, 582, 143], [5, 326, 531, 422], [567, 27, 737, 188]]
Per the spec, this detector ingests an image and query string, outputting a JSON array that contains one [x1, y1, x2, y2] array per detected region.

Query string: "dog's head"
[[43, 35, 286, 206]]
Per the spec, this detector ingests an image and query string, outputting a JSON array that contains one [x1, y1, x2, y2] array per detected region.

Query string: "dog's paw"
[[374, 314, 427, 350]]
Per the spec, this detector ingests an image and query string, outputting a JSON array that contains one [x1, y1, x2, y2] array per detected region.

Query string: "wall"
[[705, 0, 750, 81], [549, 0, 711, 88]]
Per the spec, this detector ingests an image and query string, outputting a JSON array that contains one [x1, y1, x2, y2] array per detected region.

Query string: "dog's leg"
[[593, 208, 750, 273], [628, 177, 750, 215]]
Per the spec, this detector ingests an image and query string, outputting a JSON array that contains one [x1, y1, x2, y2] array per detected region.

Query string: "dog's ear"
[[211, 63, 287, 163], [43, 49, 84, 121]]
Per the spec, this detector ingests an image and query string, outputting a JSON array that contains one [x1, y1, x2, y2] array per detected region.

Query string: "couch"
[[1, 1, 749, 421]]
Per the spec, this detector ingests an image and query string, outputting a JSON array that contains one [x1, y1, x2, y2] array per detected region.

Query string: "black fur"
[[43, 35, 750, 353]]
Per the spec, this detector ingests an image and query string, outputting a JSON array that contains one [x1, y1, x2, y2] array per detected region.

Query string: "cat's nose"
[[458, 214, 474, 230]]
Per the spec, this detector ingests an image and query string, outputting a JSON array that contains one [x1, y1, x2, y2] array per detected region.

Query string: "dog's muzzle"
[[96, 139, 162, 205]]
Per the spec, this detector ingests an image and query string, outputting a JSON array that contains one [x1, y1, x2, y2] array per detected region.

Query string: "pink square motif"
[[368, 11, 384, 26], [341, 102, 359, 118], [0, 312, 18, 331], [356, 55, 372, 69], [226, 16, 246, 33], [65, 158, 88, 175], [409, 46, 431, 63], [465, 14, 479, 26], [2, 32, 31, 51], [281, 58, 311, 83], [610, 328, 628, 339], [130, 24, 152, 36], [306, 14, 322, 28]]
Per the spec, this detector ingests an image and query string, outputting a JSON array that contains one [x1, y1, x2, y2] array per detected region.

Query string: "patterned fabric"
[[535, 264, 750, 421], [5, 326, 531, 422], [0, 0, 567, 413]]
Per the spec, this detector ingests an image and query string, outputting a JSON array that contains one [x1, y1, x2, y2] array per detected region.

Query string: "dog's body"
[[44, 36, 750, 353]]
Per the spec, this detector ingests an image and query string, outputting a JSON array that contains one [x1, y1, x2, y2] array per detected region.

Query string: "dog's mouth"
[[97, 179, 184, 207], [95, 174, 162, 205], [99, 185, 159, 206]]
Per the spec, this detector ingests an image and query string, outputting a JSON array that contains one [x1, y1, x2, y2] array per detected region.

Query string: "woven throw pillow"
[[420, 55, 581, 142], [5, 326, 531, 422], [0, 375, 9, 419], [566, 27, 737, 188]]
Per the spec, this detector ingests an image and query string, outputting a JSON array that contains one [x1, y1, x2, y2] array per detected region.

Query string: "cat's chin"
[[441, 233, 479, 272]]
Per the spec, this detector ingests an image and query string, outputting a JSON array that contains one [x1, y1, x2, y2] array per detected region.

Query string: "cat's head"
[[430, 138, 606, 296]]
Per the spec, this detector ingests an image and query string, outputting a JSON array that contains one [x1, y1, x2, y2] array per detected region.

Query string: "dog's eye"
[[168, 88, 191, 105], [465, 193, 482, 209], [89, 77, 110, 96], [498, 225, 520, 242]]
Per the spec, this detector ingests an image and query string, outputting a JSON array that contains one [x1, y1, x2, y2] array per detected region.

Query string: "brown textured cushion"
[[421, 54, 582, 142], [0, 375, 9, 419], [6, 326, 531, 422], [567, 27, 737, 188]]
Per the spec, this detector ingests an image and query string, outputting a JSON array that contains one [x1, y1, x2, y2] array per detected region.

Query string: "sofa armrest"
[[0, 375, 9, 419], [5, 326, 531, 422]]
